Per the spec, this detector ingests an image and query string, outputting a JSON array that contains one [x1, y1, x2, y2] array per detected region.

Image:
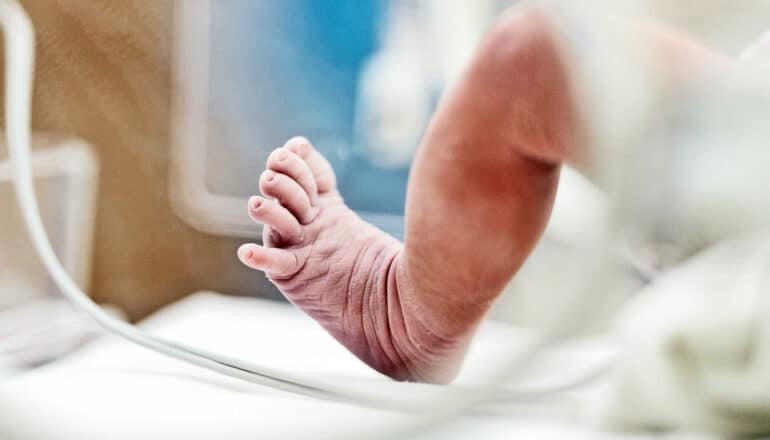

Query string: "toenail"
[[264, 170, 275, 182], [276, 150, 288, 161], [287, 138, 308, 154], [251, 198, 263, 210]]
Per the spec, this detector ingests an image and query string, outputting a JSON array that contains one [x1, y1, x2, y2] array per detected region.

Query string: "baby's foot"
[[237, 5, 577, 384], [238, 137, 464, 383]]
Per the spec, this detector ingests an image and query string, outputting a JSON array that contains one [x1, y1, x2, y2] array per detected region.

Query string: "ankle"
[[379, 254, 474, 383]]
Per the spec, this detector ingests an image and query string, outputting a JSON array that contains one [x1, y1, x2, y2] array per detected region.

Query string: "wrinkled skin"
[[238, 4, 729, 383]]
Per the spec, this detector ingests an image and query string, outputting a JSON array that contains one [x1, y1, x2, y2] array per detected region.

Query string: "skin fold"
[[238, 4, 731, 383]]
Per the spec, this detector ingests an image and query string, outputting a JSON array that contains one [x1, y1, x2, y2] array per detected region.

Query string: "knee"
[[473, 3, 581, 165], [481, 3, 555, 67]]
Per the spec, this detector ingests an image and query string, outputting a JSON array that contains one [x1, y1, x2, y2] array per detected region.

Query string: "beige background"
[[4, 1, 768, 323], [2, 0, 279, 321]]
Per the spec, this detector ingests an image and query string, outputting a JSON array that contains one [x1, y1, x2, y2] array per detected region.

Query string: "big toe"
[[266, 147, 319, 206], [283, 137, 338, 194]]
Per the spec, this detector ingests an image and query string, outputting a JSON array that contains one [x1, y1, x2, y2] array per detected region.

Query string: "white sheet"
[[0, 292, 693, 440]]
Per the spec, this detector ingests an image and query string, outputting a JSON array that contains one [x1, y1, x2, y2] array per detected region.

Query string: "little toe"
[[238, 244, 301, 279], [284, 137, 337, 193], [259, 170, 316, 224], [266, 147, 319, 205], [247, 196, 303, 244]]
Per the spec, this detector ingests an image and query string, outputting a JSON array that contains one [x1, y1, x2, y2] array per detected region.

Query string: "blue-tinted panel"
[[206, 1, 413, 236]]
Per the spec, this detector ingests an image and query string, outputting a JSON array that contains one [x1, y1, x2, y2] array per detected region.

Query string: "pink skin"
[[238, 5, 731, 383], [239, 138, 424, 380]]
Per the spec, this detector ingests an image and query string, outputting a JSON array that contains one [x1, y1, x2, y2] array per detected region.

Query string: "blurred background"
[[1, 0, 770, 373], [0, 0, 519, 372], [2, 1, 770, 438]]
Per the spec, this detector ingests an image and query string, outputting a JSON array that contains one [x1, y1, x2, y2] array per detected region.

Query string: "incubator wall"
[[171, 1, 517, 240], [0, 136, 100, 370], [171, 0, 409, 239]]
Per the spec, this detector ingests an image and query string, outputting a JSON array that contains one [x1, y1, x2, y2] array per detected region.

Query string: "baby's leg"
[[236, 5, 568, 383], [238, 4, 730, 383], [399, 9, 735, 343], [398, 6, 572, 363]]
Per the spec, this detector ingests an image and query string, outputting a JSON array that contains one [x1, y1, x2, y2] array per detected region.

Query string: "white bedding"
[[0, 292, 692, 440]]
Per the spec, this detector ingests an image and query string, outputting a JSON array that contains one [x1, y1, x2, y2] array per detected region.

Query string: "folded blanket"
[[603, 234, 770, 437]]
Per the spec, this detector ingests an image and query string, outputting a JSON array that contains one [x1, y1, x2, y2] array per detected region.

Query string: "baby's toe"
[[284, 137, 337, 193], [266, 147, 318, 205], [247, 196, 303, 244], [260, 170, 317, 224], [237, 244, 301, 279]]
